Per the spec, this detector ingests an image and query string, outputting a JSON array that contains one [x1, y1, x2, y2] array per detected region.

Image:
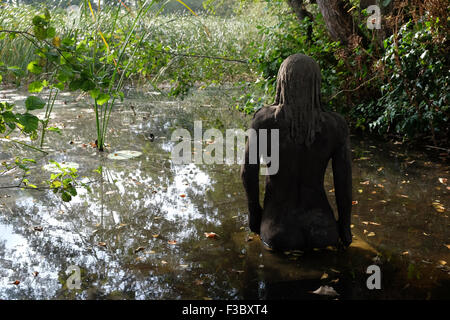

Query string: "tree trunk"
[[286, 0, 312, 21], [316, 0, 355, 44]]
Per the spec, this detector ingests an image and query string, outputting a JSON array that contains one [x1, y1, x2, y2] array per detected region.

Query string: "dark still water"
[[0, 88, 448, 299]]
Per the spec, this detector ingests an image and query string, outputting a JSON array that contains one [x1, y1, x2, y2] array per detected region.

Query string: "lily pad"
[[107, 150, 142, 160], [42, 161, 79, 173]]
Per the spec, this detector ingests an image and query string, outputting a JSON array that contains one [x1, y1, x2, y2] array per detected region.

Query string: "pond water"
[[0, 88, 449, 300]]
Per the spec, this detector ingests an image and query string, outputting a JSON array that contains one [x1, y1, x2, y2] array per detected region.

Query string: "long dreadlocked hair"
[[273, 54, 325, 147]]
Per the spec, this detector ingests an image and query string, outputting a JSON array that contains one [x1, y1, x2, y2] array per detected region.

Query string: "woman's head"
[[274, 54, 324, 147]]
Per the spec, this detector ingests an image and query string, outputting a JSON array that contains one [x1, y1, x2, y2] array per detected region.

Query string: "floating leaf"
[[168, 240, 177, 245], [43, 161, 79, 173], [107, 150, 142, 160], [134, 247, 145, 254], [311, 285, 339, 296], [367, 232, 376, 237], [180, 194, 186, 198], [360, 180, 370, 185], [438, 260, 447, 266], [12, 280, 20, 285], [320, 272, 329, 280], [352, 200, 358, 205], [152, 234, 160, 238], [432, 202, 445, 213], [438, 178, 448, 184], [32, 271, 39, 277], [98, 242, 107, 247], [204, 232, 219, 239], [33, 226, 43, 231]]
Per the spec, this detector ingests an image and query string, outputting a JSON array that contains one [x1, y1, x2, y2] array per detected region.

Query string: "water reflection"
[[0, 88, 449, 299]]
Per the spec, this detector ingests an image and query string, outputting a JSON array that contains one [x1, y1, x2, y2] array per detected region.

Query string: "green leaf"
[[89, 89, 100, 100], [17, 113, 39, 133], [25, 96, 46, 111], [28, 81, 45, 93], [47, 127, 61, 134], [96, 93, 110, 106], [27, 61, 42, 75], [61, 192, 72, 202]]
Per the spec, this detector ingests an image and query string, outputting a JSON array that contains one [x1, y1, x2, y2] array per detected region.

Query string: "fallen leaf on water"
[[98, 242, 107, 247], [330, 278, 339, 284], [360, 181, 370, 185], [438, 178, 447, 184], [397, 194, 409, 198], [179, 194, 186, 198], [423, 232, 430, 236], [401, 251, 409, 255], [367, 232, 376, 237], [321, 272, 329, 280], [89, 141, 97, 148], [377, 184, 385, 188], [363, 229, 368, 234], [105, 191, 115, 195], [168, 240, 177, 245], [445, 244, 450, 250], [362, 221, 369, 225], [203, 297, 212, 300], [310, 285, 339, 297], [204, 232, 219, 239], [33, 226, 43, 231], [350, 224, 354, 229], [180, 264, 189, 268], [358, 189, 363, 193], [152, 234, 159, 238], [377, 167, 384, 172], [370, 222, 381, 226], [12, 280, 20, 285], [145, 250, 156, 254], [438, 260, 447, 265], [161, 260, 167, 264], [330, 268, 340, 273], [432, 202, 445, 213], [134, 247, 145, 254], [352, 200, 358, 205], [194, 279, 204, 285], [329, 188, 335, 193]]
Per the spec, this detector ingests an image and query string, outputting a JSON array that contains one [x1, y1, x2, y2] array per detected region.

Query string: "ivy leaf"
[[25, 96, 46, 111]]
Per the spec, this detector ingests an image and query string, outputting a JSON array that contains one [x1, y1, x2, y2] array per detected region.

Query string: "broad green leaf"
[[89, 89, 100, 100], [27, 61, 42, 74], [96, 93, 110, 106], [25, 96, 45, 111], [28, 81, 45, 93], [61, 192, 72, 202], [17, 113, 39, 133]]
